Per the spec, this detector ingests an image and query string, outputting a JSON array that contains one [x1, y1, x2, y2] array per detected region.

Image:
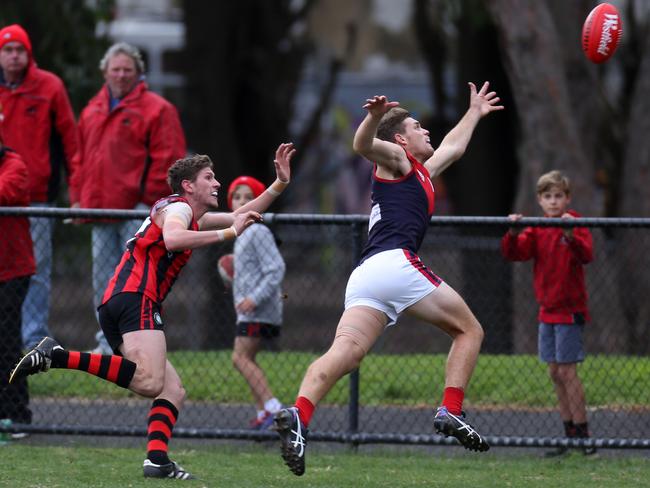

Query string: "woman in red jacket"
[[501, 170, 595, 456], [0, 142, 35, 428]]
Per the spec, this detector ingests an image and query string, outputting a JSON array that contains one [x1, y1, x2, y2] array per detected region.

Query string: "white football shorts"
[[344, 248, 443, 327]]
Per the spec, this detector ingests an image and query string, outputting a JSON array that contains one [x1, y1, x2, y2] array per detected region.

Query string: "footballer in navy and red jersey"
[[359, 150, 435, 264], [101, 195, 199, 305]]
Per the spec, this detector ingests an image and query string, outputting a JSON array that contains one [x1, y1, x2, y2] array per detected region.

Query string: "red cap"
[[227, 176, 265, 210], [0, 24, 32, 58]]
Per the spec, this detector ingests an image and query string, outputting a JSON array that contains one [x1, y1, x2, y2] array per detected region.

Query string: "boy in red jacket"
[[501, 170, 595, 456]]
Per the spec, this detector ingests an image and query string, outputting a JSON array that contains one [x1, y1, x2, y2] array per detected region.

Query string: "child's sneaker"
[[250, 410, 275, 430]]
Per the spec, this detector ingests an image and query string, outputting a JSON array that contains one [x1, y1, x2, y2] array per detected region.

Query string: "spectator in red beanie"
[[0, 23, 79, 351]]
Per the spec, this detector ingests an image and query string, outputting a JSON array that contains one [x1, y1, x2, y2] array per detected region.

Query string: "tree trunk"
[[485, 0, 600, 216], [618, 24, 650, 354]]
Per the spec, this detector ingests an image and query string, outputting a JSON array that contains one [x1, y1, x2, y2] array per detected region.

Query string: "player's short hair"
[[377, 107, 411, 142], [99, 42, 146, 74], [167, 154, 214, 195], [537, 170, 571, 195]]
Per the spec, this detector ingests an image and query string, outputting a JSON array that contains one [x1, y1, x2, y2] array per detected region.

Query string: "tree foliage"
[[414, 0, 650, 353], [182, 0, 316, 190], [0, 0, 114, 113]]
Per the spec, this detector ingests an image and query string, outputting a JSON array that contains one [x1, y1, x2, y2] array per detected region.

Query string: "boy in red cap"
[[0, 24, 79, 351], [225, 176, 286, 429]]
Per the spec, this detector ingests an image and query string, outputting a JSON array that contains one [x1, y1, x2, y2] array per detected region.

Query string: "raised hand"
[[274, 142, 295, 183], [362, 95, 400, 118], [469, 81, 504, 117]]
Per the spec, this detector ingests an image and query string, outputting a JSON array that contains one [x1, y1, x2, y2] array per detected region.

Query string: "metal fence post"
[[348, 221, 363, 448]]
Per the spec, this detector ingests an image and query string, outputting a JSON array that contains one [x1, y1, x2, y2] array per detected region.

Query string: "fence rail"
[[1, 207, 650, 449]]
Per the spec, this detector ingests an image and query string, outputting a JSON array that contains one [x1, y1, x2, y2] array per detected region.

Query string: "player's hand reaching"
[[274, 142, 295, 184], [232, 210, 262, 236], [362, 95, 400, 118], [469, 81, 504, 118]]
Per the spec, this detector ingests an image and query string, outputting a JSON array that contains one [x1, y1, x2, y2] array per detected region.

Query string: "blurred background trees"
[[3, 0, 647, 219], [0, 0, 114, 113]]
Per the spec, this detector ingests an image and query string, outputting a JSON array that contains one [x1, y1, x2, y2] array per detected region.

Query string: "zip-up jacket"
[[71, 81, 185, 211], [501, 210, 593, 324], [0, 148, 35, 281], [0, 63, 78, 203], [233, 223, 285, 326]]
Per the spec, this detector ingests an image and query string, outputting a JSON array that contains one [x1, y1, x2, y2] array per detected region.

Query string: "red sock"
[[147, 398, 178, 465], [441, 387, 464, 415], [295, 396, 315, 427]]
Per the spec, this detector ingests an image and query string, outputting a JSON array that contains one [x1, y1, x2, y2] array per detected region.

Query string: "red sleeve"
[[68, 115, 86, 205], [0, 152, 30, 206], [51, 80, 80, 202], [141, 102, 186, 205], [501, 227, 535, 261], [567, 227, 593, 264]]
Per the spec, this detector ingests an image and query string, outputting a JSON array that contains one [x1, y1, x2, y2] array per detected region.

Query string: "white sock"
[[256, 409, 267, 420], [264, 397, 282, 413]]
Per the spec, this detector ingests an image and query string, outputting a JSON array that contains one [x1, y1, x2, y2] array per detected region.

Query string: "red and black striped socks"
[[146, 398, 178, 465], [50, 349, 136, 388]]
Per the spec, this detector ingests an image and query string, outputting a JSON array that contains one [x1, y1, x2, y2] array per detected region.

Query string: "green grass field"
[[8, 353, 650, 487], [1, 443, 649, 488], [27, 351, 650, 409]]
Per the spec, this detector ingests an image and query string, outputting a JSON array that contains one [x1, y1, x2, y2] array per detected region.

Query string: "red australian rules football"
[[218, 253, 234, 287], [582, 3, 622, 64]]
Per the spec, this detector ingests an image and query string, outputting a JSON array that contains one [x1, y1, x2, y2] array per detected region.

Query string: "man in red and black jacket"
[[70, 42, 186, 353], [0, 141, 36, 427], [502, 169, 596, 457], [0, 24, 79, 350]]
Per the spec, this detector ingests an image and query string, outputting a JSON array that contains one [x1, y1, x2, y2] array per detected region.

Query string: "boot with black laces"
[[143, 459, 196, 480], [433, 406, 490, 452]]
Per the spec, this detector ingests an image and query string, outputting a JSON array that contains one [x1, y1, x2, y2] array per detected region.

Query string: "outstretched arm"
[[352, 96, 407, 171], [198, 143, 294, 230], [236, 142, 294, 215], [424, 81, 503, 178], [162, 202, 261, 251]]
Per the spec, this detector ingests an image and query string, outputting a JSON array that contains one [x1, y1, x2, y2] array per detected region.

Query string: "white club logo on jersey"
[[153, 312, 163, 326]]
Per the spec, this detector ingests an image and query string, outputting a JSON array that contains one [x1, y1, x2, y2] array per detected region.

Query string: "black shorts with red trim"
[[98, 292, 164, 353], [236, 322, 281, 339]]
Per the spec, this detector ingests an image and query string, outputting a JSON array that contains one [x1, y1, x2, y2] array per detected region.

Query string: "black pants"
[[0, 277, 32, 423]]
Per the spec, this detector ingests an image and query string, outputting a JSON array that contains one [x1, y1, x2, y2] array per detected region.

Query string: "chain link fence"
[[2, 207, 650, 449]]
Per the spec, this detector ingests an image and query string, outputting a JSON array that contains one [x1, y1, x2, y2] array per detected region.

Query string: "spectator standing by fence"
[[273, 83, 502, 476], [0, 141, 36, 429], [71, 42, 186, 354], [0, 24, 79, 350], [501, 169, 595, 456], [225, 176, 286, 430], [10, 143, 295, 480]]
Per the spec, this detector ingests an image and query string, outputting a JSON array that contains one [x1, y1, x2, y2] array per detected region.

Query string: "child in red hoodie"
[[501, 170, 595, 456]]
